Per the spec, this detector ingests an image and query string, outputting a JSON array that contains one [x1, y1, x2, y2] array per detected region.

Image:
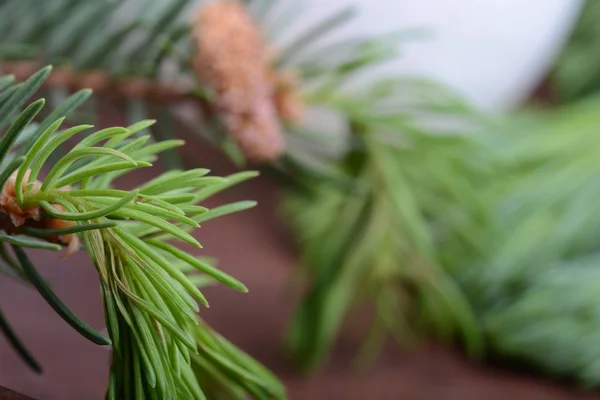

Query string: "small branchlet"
[[0, 66, 285, 400]]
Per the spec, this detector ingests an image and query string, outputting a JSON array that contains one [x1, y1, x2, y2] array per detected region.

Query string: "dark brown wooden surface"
[[0, 137, 598, 400], [0, 386, 35, 400]]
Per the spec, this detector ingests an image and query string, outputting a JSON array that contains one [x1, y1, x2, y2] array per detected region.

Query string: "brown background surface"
[[0, 132, 598, 400]]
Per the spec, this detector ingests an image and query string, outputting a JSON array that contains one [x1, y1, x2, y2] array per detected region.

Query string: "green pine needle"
[[0, 306, 42, 373], [12, 244, 111, 345]]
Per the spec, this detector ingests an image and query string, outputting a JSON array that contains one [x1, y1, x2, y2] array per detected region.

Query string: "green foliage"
[[192, 319, 286, 400], [285, 72, 600, 388], [0, 0, 203, 164], [0, 0, 191, 74], [0, 66, 285, 399], [0, 0, 400, 168], [552, 0, 600, 102], [285, 78, 495, 371], [10, 0, 600, 392], [456, 97, 600, 386]]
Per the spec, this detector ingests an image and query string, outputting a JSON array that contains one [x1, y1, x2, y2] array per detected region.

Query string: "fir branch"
[[0, 0, 396, 167], [453, 97, 600, 387], [284, 79, 492, 371], [0, 60, 191, 103], [551, 0, 600, 102], [0, 65, 285, 399]]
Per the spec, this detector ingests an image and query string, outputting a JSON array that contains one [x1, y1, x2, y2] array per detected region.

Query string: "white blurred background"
[[267, 0, 584, 111]]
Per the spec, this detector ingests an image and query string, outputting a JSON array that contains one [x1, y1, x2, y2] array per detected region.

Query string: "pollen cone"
[[192, 1, 285, 163]]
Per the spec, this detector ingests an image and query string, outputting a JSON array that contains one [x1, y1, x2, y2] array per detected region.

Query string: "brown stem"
[[0, 60, 195, 104]]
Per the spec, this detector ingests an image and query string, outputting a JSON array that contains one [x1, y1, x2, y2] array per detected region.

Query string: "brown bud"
[[192, 1, 285, 162], [0, 170, 79, 257]]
